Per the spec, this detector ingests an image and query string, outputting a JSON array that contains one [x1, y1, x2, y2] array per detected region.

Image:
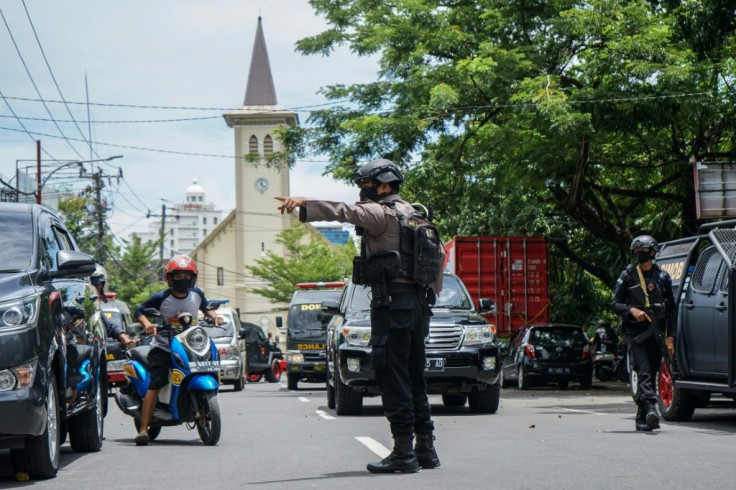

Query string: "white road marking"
[[298, 397, 310, 402], [556, 407, 607, 416], [356, 437, 391, 458], [315, 410, 335, 420]]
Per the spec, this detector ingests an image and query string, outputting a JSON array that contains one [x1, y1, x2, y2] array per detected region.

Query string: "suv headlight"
[[342, 326, 371, 347], [286, 352, 305, 363], [0, 295, 40, 329], [462, 325, 494, 346]]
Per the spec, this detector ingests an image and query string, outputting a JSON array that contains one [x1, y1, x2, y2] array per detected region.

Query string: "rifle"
[[634, 309, 672, 368]]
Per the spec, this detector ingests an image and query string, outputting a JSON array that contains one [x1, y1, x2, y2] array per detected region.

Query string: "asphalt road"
[[2, 380, 736, 489]]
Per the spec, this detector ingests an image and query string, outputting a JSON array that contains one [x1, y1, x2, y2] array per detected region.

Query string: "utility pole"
[[36, 140, 41, 204], [147, 204, 178, 280], [93, 172, 105, 265]]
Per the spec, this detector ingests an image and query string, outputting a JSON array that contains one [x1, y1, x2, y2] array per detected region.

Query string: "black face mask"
[[359, 187, 379, 202], [172, 278, 191, 293], [636, 251, 652, 264]]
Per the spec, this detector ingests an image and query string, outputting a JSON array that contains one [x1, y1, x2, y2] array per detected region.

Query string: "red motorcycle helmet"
[[164, 255, 199, 290]]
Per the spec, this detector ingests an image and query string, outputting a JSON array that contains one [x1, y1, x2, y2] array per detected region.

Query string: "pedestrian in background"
[[275, 158, 445, 473], [612, 235, 676, 431]]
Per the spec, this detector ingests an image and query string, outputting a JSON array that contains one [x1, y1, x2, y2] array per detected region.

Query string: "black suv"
[[0, 203, 104, 479], [240, 322, 284, 383], [322, 273, 501, 415]]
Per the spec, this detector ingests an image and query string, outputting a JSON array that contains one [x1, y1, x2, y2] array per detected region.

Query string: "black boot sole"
[[646, 412, 660, 430], [366, 463, 420, 474]]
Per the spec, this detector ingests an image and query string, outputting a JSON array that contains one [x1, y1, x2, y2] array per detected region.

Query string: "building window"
[[264, 134, 273, 154], [170, 239, 174, 246], [217, 267, 224, 286], [213, 217, 218, 225], [203, 217, 207, 225], [249, 135, 259, 154], [203, 229, 207, 235]]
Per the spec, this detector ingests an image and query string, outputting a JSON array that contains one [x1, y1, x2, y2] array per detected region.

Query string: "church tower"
[[222, 16, 298, 323]]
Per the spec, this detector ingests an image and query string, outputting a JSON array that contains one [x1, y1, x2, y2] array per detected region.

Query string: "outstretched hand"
[[275, 196, 306, 214]]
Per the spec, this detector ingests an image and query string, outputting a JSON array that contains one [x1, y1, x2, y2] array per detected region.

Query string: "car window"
[[530, 327, 586, 346], [53, 225, 75, 250], [288, 290, 343, 332], [434, 275, 473, 309], [0, 211, 33, 270], [41, 220, 61, 271], [510, 329, 525, 349], [348, 285, 372, 313], [691, 246, 723, 293]]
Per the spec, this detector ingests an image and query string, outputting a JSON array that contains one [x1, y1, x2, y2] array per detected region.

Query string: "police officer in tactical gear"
[[276, 158, 445, 473], [612, 235, 676, 431]]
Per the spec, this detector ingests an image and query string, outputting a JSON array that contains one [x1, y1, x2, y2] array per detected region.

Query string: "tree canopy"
[[287, 0, 736, 296]]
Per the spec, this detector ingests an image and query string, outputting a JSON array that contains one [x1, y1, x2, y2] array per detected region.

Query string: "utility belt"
[[355, 251, 433, 307]]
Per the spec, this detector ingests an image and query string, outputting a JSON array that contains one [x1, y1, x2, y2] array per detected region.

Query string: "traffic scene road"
[[2, 381, 736, 489]]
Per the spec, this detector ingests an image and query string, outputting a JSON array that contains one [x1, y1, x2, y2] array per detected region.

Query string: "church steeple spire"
[[244, 16, 277, 106]]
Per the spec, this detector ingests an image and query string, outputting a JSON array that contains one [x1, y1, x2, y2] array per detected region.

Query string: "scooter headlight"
[[186, 327, 210, 352]]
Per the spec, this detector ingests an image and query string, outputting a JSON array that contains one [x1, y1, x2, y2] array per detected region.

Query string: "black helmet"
[[353, 159, 404, 186], [630, 235, 659, 252]]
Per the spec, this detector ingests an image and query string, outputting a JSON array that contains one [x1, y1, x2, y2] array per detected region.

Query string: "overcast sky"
[[0, 0, 377, 241]]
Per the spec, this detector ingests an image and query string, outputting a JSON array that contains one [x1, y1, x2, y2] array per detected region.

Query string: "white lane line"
[[356, 437, 390, 458], [298, 397, 310, 402], [316, 410, 335, 420], [556, 407, 607, 416]]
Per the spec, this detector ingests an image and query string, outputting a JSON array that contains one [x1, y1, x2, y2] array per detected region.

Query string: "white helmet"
[[91, 264, 107, 286]]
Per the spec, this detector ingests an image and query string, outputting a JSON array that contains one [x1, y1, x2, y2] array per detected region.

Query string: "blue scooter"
[[114, 304, 223, 445]]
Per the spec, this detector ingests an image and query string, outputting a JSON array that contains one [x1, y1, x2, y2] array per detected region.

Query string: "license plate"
[[313, 364, 326, 371], [549, 367, 570, 374], [190, 360, 221, 373], [107, 360, 126, 372], [425, 358, 445, 371]]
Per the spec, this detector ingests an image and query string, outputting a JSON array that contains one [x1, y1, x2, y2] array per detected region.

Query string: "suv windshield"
[[288, 290, 343, 332], [348, 275, 473, 312], [0, 211, 33, 271]]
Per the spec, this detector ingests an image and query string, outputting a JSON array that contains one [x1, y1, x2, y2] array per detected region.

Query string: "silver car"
[[199, 306, 247, 391]]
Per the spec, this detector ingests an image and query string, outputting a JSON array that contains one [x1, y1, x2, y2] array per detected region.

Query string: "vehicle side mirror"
[[143, 307, 160, 317], [239, 327, 248, 340], [478, 298, 495, 314], [276, 316, 283, 329], [321, 299, 342, 317], [44, 250, 97, 281]]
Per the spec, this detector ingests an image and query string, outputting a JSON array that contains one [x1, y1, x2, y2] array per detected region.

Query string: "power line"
[[0, 8, 85, 160], [20, 0, 100, 160]]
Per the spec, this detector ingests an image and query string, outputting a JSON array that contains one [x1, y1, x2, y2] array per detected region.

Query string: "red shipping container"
[[444, 236, 550, 335]]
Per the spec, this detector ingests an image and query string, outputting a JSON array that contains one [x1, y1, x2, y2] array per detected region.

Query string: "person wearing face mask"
[[132, 255, 222, 446], [612, 235, 676, 431], [275, 158, 445, 474]]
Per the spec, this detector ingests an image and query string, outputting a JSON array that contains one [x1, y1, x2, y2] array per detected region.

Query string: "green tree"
[[247, 223, 354, 304], [105, 233, 166, 308], [285, 0, 736, 319]]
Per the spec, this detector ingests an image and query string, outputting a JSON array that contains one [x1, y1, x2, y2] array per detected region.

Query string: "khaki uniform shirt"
[[300, 194, 445, 292]]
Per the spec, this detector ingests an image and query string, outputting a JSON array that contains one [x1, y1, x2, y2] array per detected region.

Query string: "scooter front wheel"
[[195, 391, 221, 446]]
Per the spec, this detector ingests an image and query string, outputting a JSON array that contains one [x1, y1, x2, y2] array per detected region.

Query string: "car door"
[[502, 329, 525, 380], [712, 266, 730, 376], [681, 246, 722, 374]]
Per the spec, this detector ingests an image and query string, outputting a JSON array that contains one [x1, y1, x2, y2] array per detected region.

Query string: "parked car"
[[322, 273, 501, 415], [499, 324, 593, 390], [101, 293, 137, 391], [0, 202, 104, 479], [198, 306, 246, 391], [240, 322, 283, 383]]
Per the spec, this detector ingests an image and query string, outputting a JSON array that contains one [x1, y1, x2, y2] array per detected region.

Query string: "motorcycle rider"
[[588, 319, 618, 353], [90, 265, 138, 349], [612, 235, 676, 431], [133, 255, 222, 446]]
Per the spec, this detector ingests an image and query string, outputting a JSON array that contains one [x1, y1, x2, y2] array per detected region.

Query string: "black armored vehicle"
[[654, 220, 736, 420], [322, 273, 501, 415]]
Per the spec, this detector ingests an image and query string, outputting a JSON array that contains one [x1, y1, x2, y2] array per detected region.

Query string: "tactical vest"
[[624, 264, 667, 321], [352, 202, 442, 287]]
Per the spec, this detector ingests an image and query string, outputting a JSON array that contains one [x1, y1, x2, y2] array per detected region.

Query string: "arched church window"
[[249, 135, 259, 154], [264, 134, 274, 154]]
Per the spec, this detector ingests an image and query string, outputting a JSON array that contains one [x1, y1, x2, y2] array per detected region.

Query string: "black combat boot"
[[414, 433, 440, 469], [645, 400, 660, 430], [366, 435, 420, 474], [635, 403, 649, 431]]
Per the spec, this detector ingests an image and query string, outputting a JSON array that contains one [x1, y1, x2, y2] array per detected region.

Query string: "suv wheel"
[[68, 371, 104, 452], [11, 371, 60, 479], [468, 381, 500, 414], [265, 359, 282, 383], [500, 369, 512, 389], [657, 361, 696, 422], [335, 363, 363, 415], [287, 373, 298, 391]]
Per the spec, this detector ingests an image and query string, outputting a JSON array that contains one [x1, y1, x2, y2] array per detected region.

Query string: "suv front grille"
[[426, 323, 463, 350], [303, 351, 326, 362]]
